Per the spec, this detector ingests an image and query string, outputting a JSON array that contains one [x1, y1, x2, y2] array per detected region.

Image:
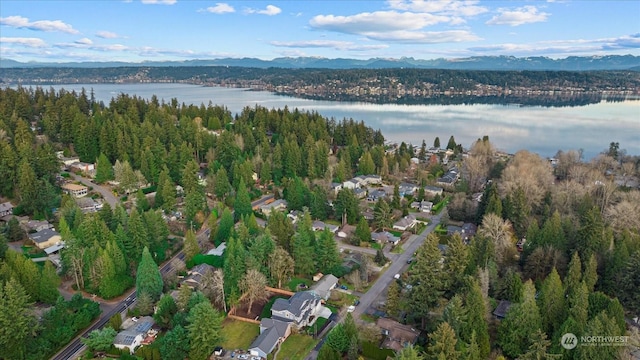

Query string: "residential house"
[[62, 183, 88, 198], [371, 231, 400, 245], [330, 182, 343, 196], [23, 220, 53, 232], [0, 202, 13, 217], [342, 179, 360, 190], [311, 274, 338, 300], [113, 316, 155, 354], [287, 210, 303, 224], [271, 291, 324, 329], [353, 188, 367, 199], [377, 317, 420, 351], [206, 242, 226, 256], [447, 225, 463, 237], [182, 263, 215, 289], [393, 215, 417, 232], [423, 186, 444, 197], [410, 200, 433, 213], [436, 174, 457, 186], [69, 162, 95, 174], [260, 199, 288, 216], [76, 197, 102, 213], [461, 223, 477, 241], [398, 183, 418, 197], [353, 175, 382, 187], [44, 242, 65, 256], [29, 229, 62, 250], [492, 300, 512, 320], [312, 220, 339, 234], [367, 189, 387, 203], [249, 318, 292, 359], [60, 156, 80, 169], [337, 224, 356, 239]]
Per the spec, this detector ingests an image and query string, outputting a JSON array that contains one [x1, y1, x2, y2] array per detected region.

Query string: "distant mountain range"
[[2, 55, 639, 71]]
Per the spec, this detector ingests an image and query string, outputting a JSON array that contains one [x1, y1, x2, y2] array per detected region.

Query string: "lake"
[[19, 83, 640, 159]]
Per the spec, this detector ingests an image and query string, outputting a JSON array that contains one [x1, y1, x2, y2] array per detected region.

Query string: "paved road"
[[70, 173, 119, 208], [304, 210, 444, 360], [52, 228, 209, 360]]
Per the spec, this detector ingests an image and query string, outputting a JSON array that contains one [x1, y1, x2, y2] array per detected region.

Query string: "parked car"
[[406, 258, 413, 264], [214, 347, 224, 356], [238, 354, 249, 360], [340, 285, 348, 290], [231, 351, 236, 358], [394, 273, 400, 279], [354, 299, 360, 306], [347, 305, 356, 313]]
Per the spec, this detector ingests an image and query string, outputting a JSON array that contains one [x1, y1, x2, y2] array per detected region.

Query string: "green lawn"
[[276, 334, 317, 360], [287, 277, 312, 292], [220, 319, 260, 350], [391, 245, 404, 254], [370, 242, 382, 250]]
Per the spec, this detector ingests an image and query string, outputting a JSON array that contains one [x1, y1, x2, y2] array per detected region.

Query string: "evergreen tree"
[[82, 327, 117, 352], [266, 210, 295, 252], [0, 278, 35, 360], [619, 251, 640, 317], [318, 344, 341, 360], [463, 279, 490, 358], [94, 152, 113, 184], [39, 260, 61, 304], [326, 324, 349, 353], [565, 252, 582, 297], [568, 281, 589, 334], [442, 295, 467, 341], [223, 236, 246, 297], [519, 329, 552, 360], [443, 234, 469, 295], [334, 188, 359, 225], [373, 198, 392, 231], [135, 189, 150, 212], [358, 152, 375, 175], [136, 247, 163, 301], [187, 301, 223, 360], [214, 208, 234, 246], [354, 217, 371, 244], [583, 253, 598, 292], [433, 136, 441, 149], [316, 228, 340, 274], [497, 280, 543, 358], [161, 325, 190, 360], [538, 267, 565, 336], [385, 280, 401, 318], [395, 345, 423, 360], [427, 322, 459, 360], [446, 136, 457, 150], [409, 234, 443, 329], [234, 179, 252, 222], [214, 167, 232, 200], [575, 312, 624, 360]]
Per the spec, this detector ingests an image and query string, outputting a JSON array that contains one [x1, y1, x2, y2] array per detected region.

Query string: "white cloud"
[[75, 38, 93, 45], [486, 6, 549, 26], [387, 0, 488, 17], [141, 0, 177, 4], [0, 15, 79, 34], [0, 37, 47, 47], [96, 30, 120, 39], [310, 11, 449, 33], [244, 5, 282, 16], [367, 30, 481, 43], [202, 3, 235, 14], [271, 40, 388, 51]]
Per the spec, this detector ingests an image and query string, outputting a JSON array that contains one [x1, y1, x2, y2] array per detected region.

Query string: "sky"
[[1, 0, 639, 63]]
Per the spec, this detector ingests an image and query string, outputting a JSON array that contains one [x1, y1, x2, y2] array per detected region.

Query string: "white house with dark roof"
[[371, 231, 400, 245], [312, 220, 339, 234], [113, 316, 155, 354], [0, 202, 13, 217], [249, 318, 292, 359], [260, 199, 287, 216], [342, 179, 360, 190], [424, 186, 444, 197], [62, 183, 88, 198], [398, 183, 418, 197], [393, 215, 417, 232], [410, 200, 433, 213], [367, 189, 387, 202], [270, 291, 324, 329]]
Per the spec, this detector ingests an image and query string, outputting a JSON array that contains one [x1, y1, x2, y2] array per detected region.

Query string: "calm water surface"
[[25, 83, 640, 159]]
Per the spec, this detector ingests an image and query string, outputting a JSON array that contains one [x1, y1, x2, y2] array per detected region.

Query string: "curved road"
[[70, 173, 119, 208]]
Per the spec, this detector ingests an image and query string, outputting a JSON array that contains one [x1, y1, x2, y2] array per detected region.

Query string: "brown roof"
[[376, 317, 420, 350]]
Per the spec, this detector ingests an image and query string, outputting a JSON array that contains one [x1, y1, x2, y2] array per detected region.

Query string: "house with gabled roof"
[[271, 291, 323, 329], [29, 229, 62, 250], [393, 215, 417, 232], [312, 220, 339, 234], [182, 263, 215, 289], [377, 317, 420, 351], [0, 202, 13, 217], [249, 318, 292, 359], [311, 274, 338, 300], [371, 231, 400, 245], [114, 316, 155, 354]]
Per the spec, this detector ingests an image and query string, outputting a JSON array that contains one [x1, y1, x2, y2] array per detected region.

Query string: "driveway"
[[70, 174, 119, 209]]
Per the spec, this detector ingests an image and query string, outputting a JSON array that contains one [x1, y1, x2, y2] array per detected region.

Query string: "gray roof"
[[312, 274, 338, 299], [424, 185, 443, 192], [250, 318, 290, 356], [44, 243, 65, 255], [0, 202, 13, 212], [28, 228, 60, 243], [271, 291, 319, 318], [190, 263, 215, 276], [114, 331, 139, 346], [493, 300, 512, 319]]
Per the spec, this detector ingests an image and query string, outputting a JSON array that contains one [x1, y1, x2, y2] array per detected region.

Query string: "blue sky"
[[1, 0, 639, 63]]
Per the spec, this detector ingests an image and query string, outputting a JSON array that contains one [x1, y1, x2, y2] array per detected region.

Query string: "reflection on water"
[[18, 83, 640, 159]]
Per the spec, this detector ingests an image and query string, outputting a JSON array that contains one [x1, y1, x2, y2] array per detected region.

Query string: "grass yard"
[[220, 319, 260, 350], [391, 245, 404, 254], [276, 334, 317, 360], [287, 277, 312, 292]]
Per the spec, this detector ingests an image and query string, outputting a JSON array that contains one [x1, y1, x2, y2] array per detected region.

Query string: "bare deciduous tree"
[[269, 246, 295, 289], [478, 213, 516, 266], [239, 269, 268, 314], [500, 150, 554, 211], [201, 268, 227, 312], [605, 191, 640, 235], [347, 269, 363, 291]]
